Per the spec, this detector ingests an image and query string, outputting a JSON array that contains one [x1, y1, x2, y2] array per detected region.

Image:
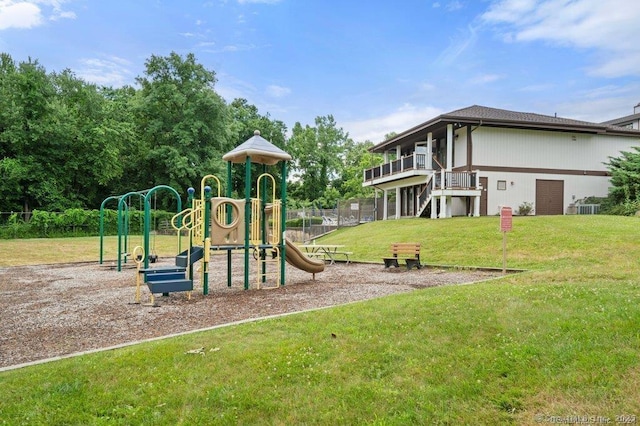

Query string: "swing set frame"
[[98, 185, 183, 271]]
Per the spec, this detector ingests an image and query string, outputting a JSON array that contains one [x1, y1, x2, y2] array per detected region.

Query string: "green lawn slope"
[[1, 215, 639, 424]]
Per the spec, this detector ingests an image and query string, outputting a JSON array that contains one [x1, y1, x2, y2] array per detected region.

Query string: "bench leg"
[[383, 258, 399, 268], [405, 259, 421, 270]]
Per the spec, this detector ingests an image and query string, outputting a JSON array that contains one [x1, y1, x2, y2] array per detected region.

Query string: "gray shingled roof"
[[223, 130, 292, 165], [372, 104, 640, 152], [445, 105, 603, 128], [602, 112, 640, 126]]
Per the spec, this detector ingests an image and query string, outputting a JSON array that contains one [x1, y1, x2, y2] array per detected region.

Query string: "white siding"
[[372, 121, 640, 219], [472, 127, 639, 171], [451, 197, 468, 216], [480, 171, 614, 216], [453, 127, 468, 167]]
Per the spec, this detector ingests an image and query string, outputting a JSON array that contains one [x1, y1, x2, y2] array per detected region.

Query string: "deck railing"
[[364, 155, 479, 194], [417, 175, 434, 209], [577, 204, 600, 215], [434, 171, 477, 189], [363, 153, 428, 181]]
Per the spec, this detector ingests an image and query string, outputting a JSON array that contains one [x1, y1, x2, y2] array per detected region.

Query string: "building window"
[[497, 180, 507, 190]]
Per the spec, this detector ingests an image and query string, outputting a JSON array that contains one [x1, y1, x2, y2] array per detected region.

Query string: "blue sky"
[[1, 0, 639, 143]]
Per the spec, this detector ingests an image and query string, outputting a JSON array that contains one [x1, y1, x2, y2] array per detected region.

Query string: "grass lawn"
[[0, 234, 189, 267], [1, 215, 639, 424]]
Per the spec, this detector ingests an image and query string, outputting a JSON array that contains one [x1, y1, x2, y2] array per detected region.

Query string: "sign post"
[[500, 206, 513, 274]]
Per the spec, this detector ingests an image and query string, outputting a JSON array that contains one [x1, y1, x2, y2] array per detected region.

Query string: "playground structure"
[[98, 185, 183, 272], [102, 130, 325, 304]]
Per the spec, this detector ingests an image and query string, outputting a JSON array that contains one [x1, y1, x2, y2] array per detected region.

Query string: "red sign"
[[500, 207, 513, 232]]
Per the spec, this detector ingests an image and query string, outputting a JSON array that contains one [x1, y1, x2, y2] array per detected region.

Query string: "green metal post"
[[116, 201, 124, 271], [99, 195, 119, 265], [123, 202, 130, 266], [226, 161, 233, 288], [143, 185, 183, 270], [143, 195, 151, 270], [116, 193, 139, 272], [280, 161, 288, 285], [244, 156, 252, 290], [203, 185, 211, 295]]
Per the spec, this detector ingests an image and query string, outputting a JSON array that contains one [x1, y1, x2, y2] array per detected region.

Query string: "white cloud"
[[470, 73, 504, 84], [215, 72, 258, 102], [0, 0, 75, 30], [76, 56, 134, 87], [50, 8, 75, 21], [446, 1, 464, 11], [343, 104, 444, 143], [557, 96, 638, 123], [436, 24, 478, 66], [0, 1, 42, 29], [482, 0, 640, 77], [265, 84, 290, 98]]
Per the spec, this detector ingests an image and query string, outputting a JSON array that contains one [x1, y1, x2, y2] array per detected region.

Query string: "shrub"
[[517, 202, 534, 216], [0, 208, 179, 239]]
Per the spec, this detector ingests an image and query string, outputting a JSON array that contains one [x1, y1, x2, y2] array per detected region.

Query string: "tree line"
[[0, 51, 383, 215], [3, 50, 635, 219]]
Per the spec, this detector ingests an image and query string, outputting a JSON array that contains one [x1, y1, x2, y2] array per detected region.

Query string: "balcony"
[[433, 170, 478, 190], [363, 153, 430, 186]]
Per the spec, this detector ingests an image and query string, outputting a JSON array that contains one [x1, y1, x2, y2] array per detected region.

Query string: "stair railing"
[[416, 173, 434, 217]]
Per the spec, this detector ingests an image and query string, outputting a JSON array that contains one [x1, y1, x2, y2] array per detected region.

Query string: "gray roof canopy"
[[223, 130, 292, 165]]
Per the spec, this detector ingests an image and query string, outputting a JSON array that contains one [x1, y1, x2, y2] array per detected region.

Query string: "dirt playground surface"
[[0, 254, 503, 369]]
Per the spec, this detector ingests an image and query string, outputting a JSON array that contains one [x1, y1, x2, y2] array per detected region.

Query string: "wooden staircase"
[[416, 173, 434, 217]]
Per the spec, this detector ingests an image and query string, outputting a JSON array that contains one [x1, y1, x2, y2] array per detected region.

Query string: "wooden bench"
[[383, 243, 421, 270]]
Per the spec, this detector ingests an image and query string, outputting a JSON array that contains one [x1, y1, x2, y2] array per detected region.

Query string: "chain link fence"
[[285, 198, 379, 243], [2, 198, 384, 241]]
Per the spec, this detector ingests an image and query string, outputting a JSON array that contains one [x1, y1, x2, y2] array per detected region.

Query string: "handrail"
[[434, 171, 478, 189], [432, 154, 444, 170], [363, 152, 430, 182], [417, 174, 434, 212]]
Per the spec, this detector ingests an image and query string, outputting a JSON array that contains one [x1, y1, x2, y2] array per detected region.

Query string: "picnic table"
[[301, 244, 351, 265]]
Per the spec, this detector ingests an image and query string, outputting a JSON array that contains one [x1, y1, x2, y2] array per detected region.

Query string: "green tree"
[[227, 98, 288, 198], [0, 53, 134, 211], [49, 69, 129, 207], [334, 139, 382, 199], [288, 115, 349, 205], [133, 52, 231, 203], [0, 53, 22, 211], [605, 147, 640, 205], [0, 56, 67, 212], [97, 85, 138, 200]]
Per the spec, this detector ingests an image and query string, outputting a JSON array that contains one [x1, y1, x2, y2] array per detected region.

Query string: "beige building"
[[363, 105, 640, 218]]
